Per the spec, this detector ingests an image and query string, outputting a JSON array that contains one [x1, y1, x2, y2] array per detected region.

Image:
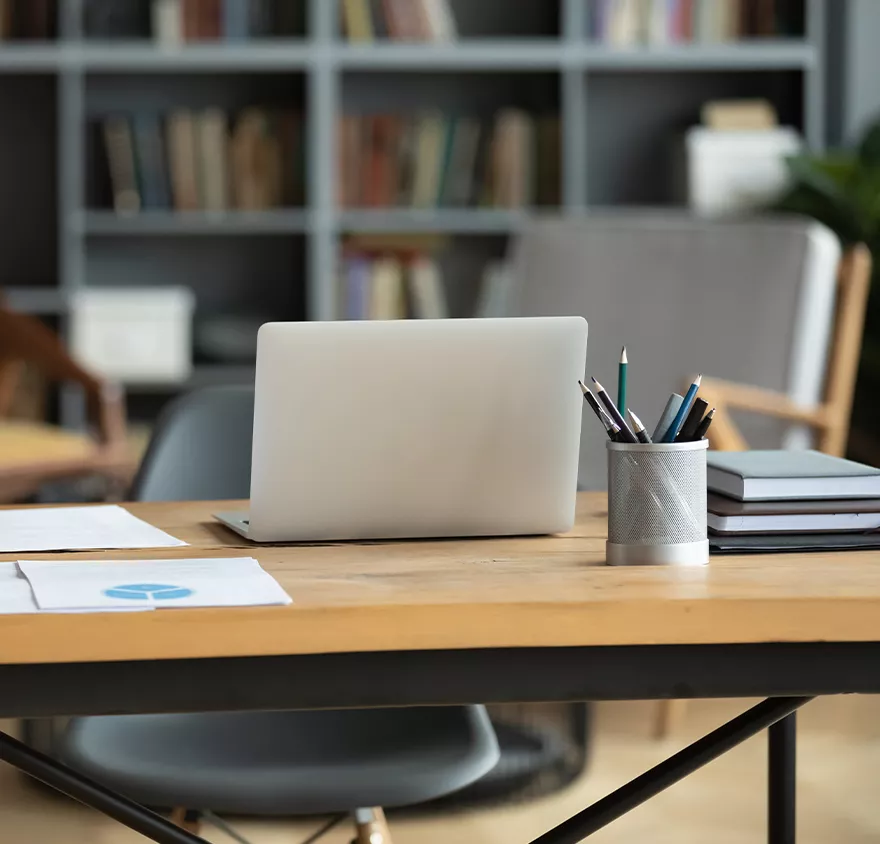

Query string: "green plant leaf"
[[859, 118, 880, 167]]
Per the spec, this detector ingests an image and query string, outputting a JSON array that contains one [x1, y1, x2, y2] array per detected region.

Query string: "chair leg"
[[352, 807, 394, 843], [170, 807, 202, 835], [654, 699, 688, 739]]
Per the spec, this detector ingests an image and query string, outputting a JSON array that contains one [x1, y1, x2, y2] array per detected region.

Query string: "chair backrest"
[[130, 386, 255, 502], [507, 214, 842, 488]]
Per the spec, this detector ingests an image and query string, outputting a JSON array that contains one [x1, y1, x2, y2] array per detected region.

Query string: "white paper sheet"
[[0, 562, 39, 614], [0, 562, 152, 615], [19, 557, 292, 611], [0, 505, 186, 552]]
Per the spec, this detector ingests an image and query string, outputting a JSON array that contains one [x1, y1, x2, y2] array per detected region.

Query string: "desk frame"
[[4, 641, 880, 844]]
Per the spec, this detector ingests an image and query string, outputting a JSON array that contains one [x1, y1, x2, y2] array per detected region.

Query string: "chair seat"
[[61, 707, 500, 815]]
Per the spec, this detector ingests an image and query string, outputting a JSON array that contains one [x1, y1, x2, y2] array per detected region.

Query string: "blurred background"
[[3, 0, 880, 842]]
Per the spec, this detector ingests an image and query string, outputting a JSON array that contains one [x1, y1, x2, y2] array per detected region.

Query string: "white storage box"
[[684, 127, 802, 217], [70, 287, 195, 383]]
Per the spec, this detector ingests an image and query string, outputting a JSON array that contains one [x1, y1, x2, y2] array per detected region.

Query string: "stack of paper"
[[0, 558, 292, 615], [0, 505, 186, 553]]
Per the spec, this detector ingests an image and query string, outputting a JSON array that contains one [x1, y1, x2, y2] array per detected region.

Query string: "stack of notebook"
[[706, 450, 880, 552]]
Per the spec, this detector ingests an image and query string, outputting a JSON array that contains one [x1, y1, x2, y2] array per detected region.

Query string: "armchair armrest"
[[699, 377, 827, 453]]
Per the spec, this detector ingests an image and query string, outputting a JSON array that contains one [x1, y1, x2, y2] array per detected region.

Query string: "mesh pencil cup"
[[606, 439, 709, 567]]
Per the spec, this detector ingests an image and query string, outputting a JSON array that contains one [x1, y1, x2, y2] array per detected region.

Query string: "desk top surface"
[[1, 493, 879, 665]]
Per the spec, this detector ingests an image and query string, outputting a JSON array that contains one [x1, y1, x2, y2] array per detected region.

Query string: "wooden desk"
[[0, 494, 876, 844], [1, 493, 880, 667]]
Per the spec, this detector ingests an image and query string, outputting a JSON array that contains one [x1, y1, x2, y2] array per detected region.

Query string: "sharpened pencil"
[[618, 346, 628, 418], [591, 377, 638, 443], [628, 410, 652, 444]]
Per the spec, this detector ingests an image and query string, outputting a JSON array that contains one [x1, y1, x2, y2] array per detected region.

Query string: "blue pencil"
[[662, 374, 702, 443]]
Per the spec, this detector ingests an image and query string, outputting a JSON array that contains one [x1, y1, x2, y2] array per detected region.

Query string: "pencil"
[[628, 410, 652, 444], [591, 377, 638, 443], [578, 380, 620, 441], [618, 346, 627, 418], [693, 407, 716, 440], [662, 374, 702, 443]]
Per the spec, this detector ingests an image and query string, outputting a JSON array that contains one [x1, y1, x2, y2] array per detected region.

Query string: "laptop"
[[215, 316, 587, 542]]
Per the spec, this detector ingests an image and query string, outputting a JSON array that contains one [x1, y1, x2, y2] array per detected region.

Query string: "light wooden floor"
[[3, 696, 880, 843]]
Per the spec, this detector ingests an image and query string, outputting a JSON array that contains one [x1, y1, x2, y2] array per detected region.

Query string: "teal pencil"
[[662, 374, 703, 443], [618, 346, 627, 416]]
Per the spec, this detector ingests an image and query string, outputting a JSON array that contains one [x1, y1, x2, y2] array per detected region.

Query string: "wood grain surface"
[[0, 493, 879, 665]]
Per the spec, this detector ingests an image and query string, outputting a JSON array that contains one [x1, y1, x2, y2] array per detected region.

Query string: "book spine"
[[345, 256, 372, 320], [197, 108, 230, 211], [104, 116, 141, 214], [381, 0, 401, 38], [152, 0, 184, 46], [342, 0, 374, 41], [200, 0, 221, 38], [182, 0, 200, 40], [166, 109, 201, 210], [221, 0, 248, 39], [132, 113, 168, 210]]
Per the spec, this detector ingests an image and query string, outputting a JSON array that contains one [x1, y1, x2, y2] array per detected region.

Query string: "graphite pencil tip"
[[627, 409, 645, 431], [578, 380, 589, 394], [590, 376, 604, 391], [620, 346, 628, 364]]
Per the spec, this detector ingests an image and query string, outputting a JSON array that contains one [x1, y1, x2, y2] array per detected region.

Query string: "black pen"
[[628, 410, 652, 444], [693, 407, 716, 440], [590, 377, 638, 443], [675, 398, 709, 443], [579, 381, 622, 441]]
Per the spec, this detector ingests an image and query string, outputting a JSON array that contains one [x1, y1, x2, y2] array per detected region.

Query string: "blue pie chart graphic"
[[103, 583, 194, 601]]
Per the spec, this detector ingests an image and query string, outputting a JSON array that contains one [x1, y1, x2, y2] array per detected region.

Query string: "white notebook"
[[707, 451, 880, 502]]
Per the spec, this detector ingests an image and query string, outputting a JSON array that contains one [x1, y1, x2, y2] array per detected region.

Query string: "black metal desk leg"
[[0, 730, 208, 844], [768, 712, 797, 844]]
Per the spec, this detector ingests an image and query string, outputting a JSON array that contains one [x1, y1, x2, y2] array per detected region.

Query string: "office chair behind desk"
[[59, 386, 500, 843]]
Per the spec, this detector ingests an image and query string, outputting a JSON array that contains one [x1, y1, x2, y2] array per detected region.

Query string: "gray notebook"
[[707, 450, 880, 502]]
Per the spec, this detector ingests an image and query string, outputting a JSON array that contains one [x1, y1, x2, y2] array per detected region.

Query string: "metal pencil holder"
[[606, 439, 709, 567]]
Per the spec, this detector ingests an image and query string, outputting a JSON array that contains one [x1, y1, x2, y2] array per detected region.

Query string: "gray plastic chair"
[[60, 386, 500, 842]]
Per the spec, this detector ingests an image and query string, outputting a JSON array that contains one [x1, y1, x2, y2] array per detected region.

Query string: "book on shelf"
[[342, 0, 457, 42], [132, 114, 171, 209], [149, 0, 302, 43], [588, 0, 804, 45], [0, 0, 56, 39], [166, 109, 201, 210], [197, 108, 231, 211], [336, 110, 559, 210], [341, 252, 449, 320], [101, 108, 304, 215], [103, 117, 141, 214]]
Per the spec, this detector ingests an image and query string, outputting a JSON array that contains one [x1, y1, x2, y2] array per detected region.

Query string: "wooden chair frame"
[[0, 302, 131, 500], [701, 244, 872, 456]]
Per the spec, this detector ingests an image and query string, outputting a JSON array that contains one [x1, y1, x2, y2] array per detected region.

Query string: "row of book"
[[0, 0, 54, 40], [342, 255, 449, 320], [588, 0, 804, 45], [102, 109, 305, 214], [83, 0, 301, 42], [338, 111, 560, 210], [341, 0, 457, 42], [341, 252, 514, 321]]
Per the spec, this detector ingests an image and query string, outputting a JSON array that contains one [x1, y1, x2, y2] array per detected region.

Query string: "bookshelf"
[[0, 0, 832, 428]]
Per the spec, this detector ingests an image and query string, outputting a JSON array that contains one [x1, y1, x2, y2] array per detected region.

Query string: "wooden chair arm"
[[700, 377, 828, 427], [0, 305, 129, 454]]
